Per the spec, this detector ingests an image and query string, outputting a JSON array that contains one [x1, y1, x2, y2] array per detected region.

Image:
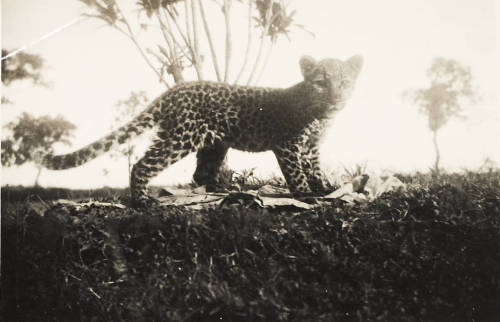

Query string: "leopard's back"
[[164, 81, 332, 152]]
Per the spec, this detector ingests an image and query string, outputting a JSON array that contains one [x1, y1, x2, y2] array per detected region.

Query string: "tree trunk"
[[34, 166, 42, 187], [127, 145, 133, 196], [168, 63, 184, 83], [127, 151, 132, 185], [432, 130, 440, 174]]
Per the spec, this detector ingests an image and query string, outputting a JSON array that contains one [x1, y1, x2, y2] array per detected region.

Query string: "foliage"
[[254, 0, 297, 40], [1, 49, 46, 86], [2, 171, 499, 321], [1, 113, 76, 185], [405, 57, 478, 172], [227, 168, 286, 192], [1, 113, 76, 167], [1, 48, 48, 104], [77, 0, 306, 86]]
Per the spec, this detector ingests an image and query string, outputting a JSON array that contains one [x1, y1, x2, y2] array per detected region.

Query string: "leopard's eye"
[[313, 79, 329, 87], [340, 79, 351, 87]]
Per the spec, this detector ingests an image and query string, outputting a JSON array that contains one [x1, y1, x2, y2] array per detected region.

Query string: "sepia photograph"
[[2, 0, 499, 320]]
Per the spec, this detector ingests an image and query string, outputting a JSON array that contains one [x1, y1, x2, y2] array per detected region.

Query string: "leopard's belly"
[[225, 110, 301, 152]]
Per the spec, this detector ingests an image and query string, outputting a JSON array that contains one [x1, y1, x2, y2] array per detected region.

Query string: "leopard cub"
[[42, 55, 363, 206]]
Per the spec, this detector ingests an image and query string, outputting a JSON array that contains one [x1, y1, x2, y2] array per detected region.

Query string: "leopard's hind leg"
[[193, 142, 229, 192], [130, 125, 213, 207]]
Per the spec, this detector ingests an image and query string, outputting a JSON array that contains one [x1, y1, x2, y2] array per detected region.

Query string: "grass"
[[1, 185, 129, 203], [1, 170, 499, 321]]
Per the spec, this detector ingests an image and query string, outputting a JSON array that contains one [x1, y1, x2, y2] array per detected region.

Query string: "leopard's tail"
[[41, 95, 165, 170]]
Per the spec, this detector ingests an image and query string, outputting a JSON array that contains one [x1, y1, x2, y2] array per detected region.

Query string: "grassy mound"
[[2, 171, 499, 321]]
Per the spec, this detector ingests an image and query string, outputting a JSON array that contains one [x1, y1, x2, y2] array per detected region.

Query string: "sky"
[[2, 0, 499, 188]]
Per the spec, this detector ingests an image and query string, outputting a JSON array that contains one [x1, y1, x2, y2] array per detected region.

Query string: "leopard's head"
[[300, 55, 363, 113]]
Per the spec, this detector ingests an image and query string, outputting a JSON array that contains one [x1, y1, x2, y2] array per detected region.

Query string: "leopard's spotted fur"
[[42, 55, 363, 206]]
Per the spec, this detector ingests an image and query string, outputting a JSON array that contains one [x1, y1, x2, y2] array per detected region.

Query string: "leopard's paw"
[[131, 195, 161, 209], [309, 179, 337, 196]]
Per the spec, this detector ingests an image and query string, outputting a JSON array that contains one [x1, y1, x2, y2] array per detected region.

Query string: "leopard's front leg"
[[301, 145, 335, 195], [296, 120, 335, 195], [273, 139, 313, 197]]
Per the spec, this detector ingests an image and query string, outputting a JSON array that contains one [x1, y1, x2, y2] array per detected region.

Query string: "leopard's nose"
[[330, 90, 340, 104]]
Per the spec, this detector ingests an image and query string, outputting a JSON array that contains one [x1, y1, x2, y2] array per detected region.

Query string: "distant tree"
[[110, 91, 149, 183], [1, 48, 48, 104], [2, 50, 75, 186], [405, 57, 478, 173], [1, 113, 76, 186]]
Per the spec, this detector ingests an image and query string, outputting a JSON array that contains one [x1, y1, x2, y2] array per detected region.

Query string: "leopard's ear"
[[299, 55, 317, 79], [346, 55, 363, 75]]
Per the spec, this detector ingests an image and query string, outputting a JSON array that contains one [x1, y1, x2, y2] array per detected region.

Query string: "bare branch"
[[114, 2, 170, 88], [246, 1, 273, 85], [255, 38, 276, 85], [155, 10, 175, 63], [162, 9, 192, 64], [222, 0, 232, 82], [198, 0, 222, 81], [155, 8, 187, 84], [234, 0, 253, 84], [166, 7, 196, 63], [190, 0, 203, 80], [147, 48, 169, 72], [184, 0, 193, 51]]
